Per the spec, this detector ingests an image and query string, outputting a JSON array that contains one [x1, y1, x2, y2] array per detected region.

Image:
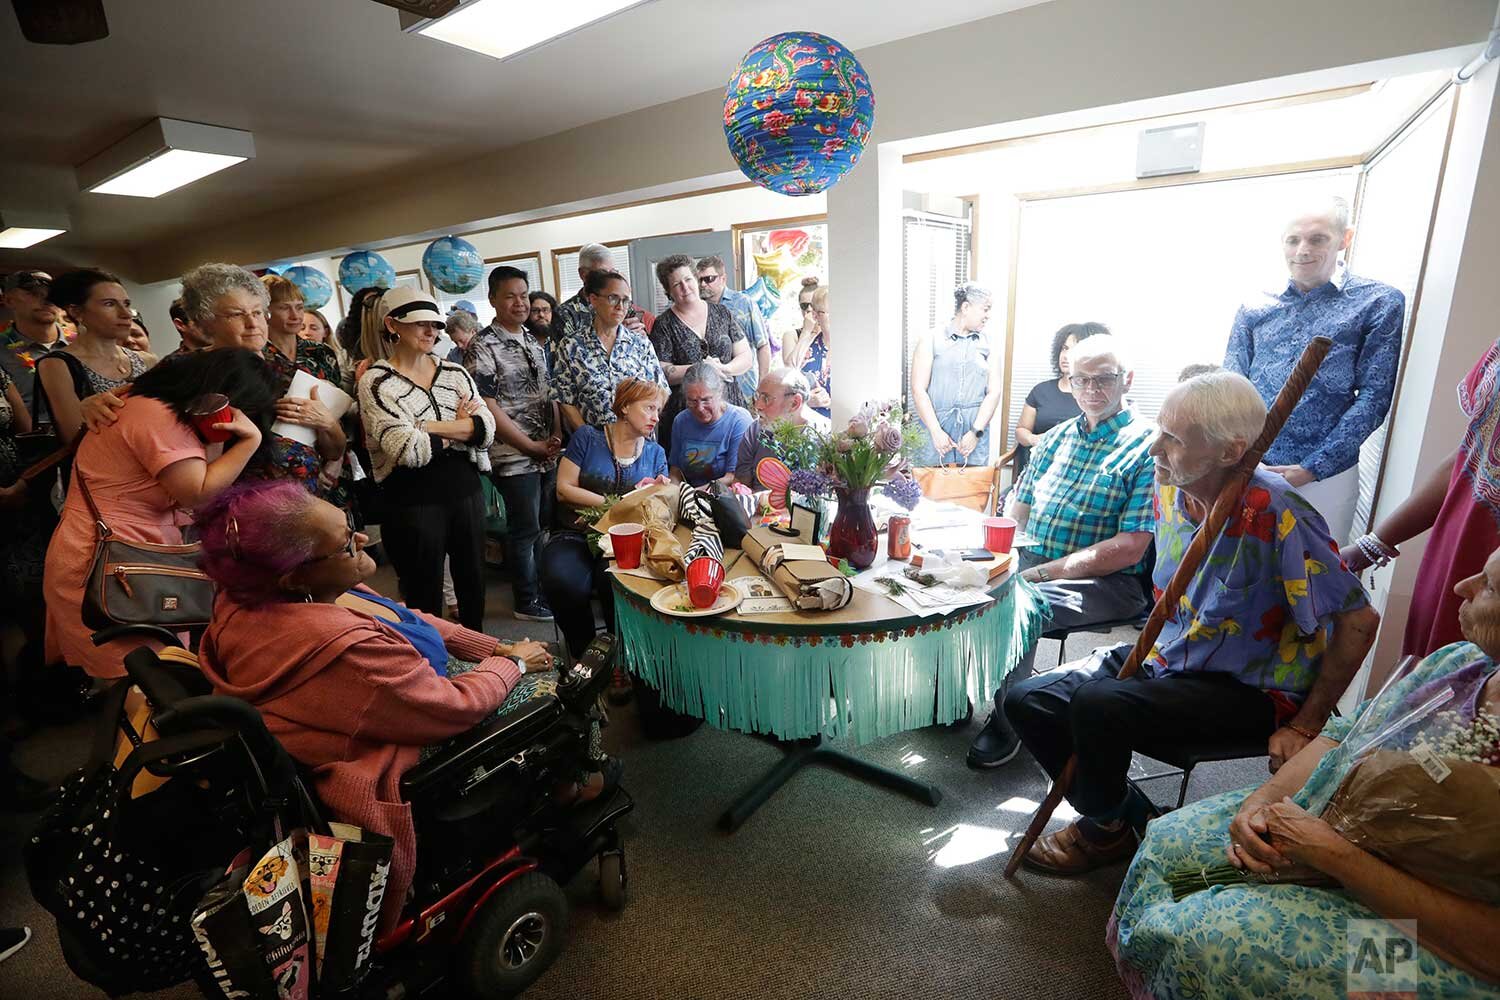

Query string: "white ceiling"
[[0, 0, 1049, 273]]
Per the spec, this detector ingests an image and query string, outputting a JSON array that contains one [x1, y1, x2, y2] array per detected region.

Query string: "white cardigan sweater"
[[358, 358, 496, 483]]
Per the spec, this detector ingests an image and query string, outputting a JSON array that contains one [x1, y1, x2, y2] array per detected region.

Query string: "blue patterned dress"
[[1110, 642, 1500, 1000]]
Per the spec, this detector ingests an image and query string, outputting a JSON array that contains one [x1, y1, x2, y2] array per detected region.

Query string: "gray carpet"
[[0, 567, 1267, 999]]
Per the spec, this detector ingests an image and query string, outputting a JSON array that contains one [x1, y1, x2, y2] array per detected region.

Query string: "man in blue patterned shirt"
[[968, 334, 1157, 769], [696, 254, 770, 404], [1223, 196, 1405, 542]]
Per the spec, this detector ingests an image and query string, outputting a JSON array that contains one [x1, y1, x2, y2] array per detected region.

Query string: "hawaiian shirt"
[[255, 337, 344, 496], [719, 288, 769, 402], [464, 321, 556, 477], [1012, 407, 1156, 569], [549, 323, 667, 429], [0, 319, 74, 412], [1147, 469, 1370, 717], [553, 291, 593, 343], [1224, 268, 1405, 480]]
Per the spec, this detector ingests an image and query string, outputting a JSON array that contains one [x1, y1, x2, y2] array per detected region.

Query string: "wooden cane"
[[1003, 336, 1333, 878]]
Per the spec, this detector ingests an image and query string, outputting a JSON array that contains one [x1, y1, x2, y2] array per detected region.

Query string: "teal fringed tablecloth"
[[612, 575, 1048, 746]]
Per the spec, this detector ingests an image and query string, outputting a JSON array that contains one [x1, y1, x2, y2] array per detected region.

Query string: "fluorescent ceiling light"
[[0, 228, 65, 249], [0, 208, 69, 248], [77, 118, 254, 199], [415, 0, 651, 62]]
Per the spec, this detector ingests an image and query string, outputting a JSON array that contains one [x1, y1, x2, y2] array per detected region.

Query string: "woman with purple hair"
[[194, 479, 615, 932]]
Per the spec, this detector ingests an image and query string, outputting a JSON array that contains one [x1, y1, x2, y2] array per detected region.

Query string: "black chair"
[[1129, 739, 1270, 811]]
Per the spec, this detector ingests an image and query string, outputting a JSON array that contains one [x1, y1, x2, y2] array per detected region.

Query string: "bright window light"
[[0, 227, 65, 249], [418, 0, 649, 62], [88, 149, 248, 198]]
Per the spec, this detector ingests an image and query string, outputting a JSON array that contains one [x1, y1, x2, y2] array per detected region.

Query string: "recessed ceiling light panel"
[[77, 118, 255, 199], [0, 208, 70, 248], [413, 0, 653, 62]]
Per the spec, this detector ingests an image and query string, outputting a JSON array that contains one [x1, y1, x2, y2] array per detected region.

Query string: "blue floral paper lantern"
[[422, 236, 484, 294], [723, 31, 875, 196], [338, 250, 396, 294], [282, 265, 333, 310]]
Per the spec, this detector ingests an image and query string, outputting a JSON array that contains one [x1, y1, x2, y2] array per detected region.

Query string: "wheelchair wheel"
[[457, 871, 568, 999], [598, 850, 627, 911]]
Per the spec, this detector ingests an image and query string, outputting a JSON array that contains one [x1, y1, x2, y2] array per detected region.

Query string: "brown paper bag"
[[913, 464, 998, 512], [592, 484, 676, 535]]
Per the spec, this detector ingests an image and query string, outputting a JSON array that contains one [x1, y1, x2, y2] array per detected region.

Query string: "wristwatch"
[[971, 424, 985, 435], [1034, 566, 1051, 582], [514, 658, 527, 676]]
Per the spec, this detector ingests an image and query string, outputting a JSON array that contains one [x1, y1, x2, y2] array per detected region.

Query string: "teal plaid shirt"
[[1013, 407, 1156, 568]]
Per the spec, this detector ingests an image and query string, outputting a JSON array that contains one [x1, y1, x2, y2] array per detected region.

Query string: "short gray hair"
[[1162, 370, 1267, 448], [446, 310, 479, 337], [682, 361, 724, 396], [765, 366, 811, 401], [1069, 333, 1131, 373], [578, 243, 614, 271], [1287, 195, 1351, 234], [179, 263, 268, 325]]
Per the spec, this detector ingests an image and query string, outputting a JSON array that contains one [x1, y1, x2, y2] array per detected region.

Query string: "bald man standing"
[[1223, 196, 1405, 543]]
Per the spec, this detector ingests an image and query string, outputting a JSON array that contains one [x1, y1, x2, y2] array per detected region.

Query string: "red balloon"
[[768, 229, 810, 256]]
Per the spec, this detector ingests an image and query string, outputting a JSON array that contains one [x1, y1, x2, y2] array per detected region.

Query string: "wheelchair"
[[61, 624, 634, 1000]]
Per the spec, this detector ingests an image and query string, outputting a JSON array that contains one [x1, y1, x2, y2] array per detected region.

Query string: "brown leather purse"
[[73, 467, 215, 631]]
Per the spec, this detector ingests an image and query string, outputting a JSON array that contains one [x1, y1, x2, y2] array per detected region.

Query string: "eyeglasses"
[[1067, 372, 1124, 391], [754, 390, 797, 404], [697, 273, 721, 285], [306, 509, 358, 564], [799, 302, 814, 311], [214, 307, 268, 326], [593, 294, 631, 307]]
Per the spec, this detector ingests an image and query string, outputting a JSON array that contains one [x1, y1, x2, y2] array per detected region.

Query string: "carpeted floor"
[[0, 565, 1267, 999]]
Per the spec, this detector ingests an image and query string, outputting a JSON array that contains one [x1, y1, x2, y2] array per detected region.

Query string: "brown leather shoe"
[[1020, 820, 1138, 875]]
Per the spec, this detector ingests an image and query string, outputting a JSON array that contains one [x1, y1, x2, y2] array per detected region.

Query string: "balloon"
[[752, 246, 803, 295], [768, 229, 810, 256], [743, 276, 780, 320], [422, 236, 484, 294], [338, 250, 396, 294], [281, 265, 333, 310]]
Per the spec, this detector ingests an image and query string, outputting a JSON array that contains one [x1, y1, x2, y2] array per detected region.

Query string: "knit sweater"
[[357, 358, 495, 484]]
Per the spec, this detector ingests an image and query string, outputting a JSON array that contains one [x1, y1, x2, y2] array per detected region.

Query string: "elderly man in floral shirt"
[[1004, 371, 1380, 876]]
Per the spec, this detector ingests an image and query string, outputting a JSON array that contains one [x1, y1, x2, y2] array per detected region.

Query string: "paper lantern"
[[723, 31, 875, 196], [282, 265, 332, 310], [422, 235, 484, 294], [338, 250, 396, 294]]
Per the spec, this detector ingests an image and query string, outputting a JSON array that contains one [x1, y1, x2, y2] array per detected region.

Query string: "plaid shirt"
[[1013, 407, 1156, 568]]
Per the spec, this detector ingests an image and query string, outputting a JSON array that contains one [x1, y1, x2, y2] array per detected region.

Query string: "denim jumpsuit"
[[913, 325, 993, 467]]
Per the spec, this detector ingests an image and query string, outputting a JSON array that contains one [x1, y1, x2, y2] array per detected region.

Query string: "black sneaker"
[[0, 926, 31, 965], [966, 710, 1023, 769], [514, 601, 554, 623]]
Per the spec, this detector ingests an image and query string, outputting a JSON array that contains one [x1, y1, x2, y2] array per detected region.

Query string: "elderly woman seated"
[[667, 361, 752, 487], [1004, 372, 1379, 873], [1110, 547, 1500, 997], [193, 479, 614, 930]]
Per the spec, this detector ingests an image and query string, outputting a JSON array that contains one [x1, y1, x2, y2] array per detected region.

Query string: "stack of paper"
[[852, 566, 993, 618]]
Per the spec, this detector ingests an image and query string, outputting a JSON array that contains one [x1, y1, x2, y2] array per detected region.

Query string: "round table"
[[609, 532, 1046, 829]]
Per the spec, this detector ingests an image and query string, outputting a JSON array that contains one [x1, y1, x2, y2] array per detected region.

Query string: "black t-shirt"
[[1025, 378, 1082, 437], [1016, 378, 1083, 481]]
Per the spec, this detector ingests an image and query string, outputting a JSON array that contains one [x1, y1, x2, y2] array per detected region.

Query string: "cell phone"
[[959, 548, 996, 561]]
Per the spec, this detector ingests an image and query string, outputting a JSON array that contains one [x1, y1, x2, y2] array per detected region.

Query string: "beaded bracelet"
[[1287, 722, 1321, 741], [1354, 532, 1399, 569]]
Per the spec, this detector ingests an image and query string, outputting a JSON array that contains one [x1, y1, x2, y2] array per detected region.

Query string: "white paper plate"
[[649, 579, 745, 618]]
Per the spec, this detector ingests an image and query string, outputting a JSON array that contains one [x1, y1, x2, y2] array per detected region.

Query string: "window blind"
[[429, 254, 543, 328], [901, 211, 971, 408], [556, 246, 632, 303]]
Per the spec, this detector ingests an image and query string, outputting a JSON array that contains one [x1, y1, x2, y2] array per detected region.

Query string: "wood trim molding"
[[728, 212, 827, 282]]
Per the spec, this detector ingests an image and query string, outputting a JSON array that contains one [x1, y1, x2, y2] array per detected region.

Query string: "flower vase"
[[827, 486, 878, 569]]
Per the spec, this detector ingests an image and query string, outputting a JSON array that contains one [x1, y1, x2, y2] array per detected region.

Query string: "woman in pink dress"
[[43, 348, 277, 678]]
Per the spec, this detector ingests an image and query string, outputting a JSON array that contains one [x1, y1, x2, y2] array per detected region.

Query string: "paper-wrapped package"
[[592, 485, 685, 581], [741, 526, 852, 611]]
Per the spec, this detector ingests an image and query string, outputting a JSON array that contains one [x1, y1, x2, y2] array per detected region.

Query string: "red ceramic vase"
[[827, 486, 878, 569]]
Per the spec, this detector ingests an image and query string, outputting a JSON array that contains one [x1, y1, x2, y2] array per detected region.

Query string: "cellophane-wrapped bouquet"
[[1168, 660, 1500, 901]]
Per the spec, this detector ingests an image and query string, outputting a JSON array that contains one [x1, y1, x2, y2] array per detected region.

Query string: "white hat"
[[380, 286, 444, 325]]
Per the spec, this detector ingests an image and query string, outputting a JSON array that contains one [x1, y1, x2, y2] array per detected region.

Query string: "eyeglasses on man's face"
[[754, 390, 796, 404], [1067, 372, 1124, 391], [697, 273, 722, 285]]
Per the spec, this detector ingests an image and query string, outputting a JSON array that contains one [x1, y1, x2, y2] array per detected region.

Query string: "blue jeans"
[[492, 466, 557, 607]]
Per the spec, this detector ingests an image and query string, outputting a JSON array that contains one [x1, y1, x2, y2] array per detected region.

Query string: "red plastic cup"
[[187, 393, 233, 443], [608, 523, 645, 570], [687, 556, 725, 608], [983, 516, 1017, 554]]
